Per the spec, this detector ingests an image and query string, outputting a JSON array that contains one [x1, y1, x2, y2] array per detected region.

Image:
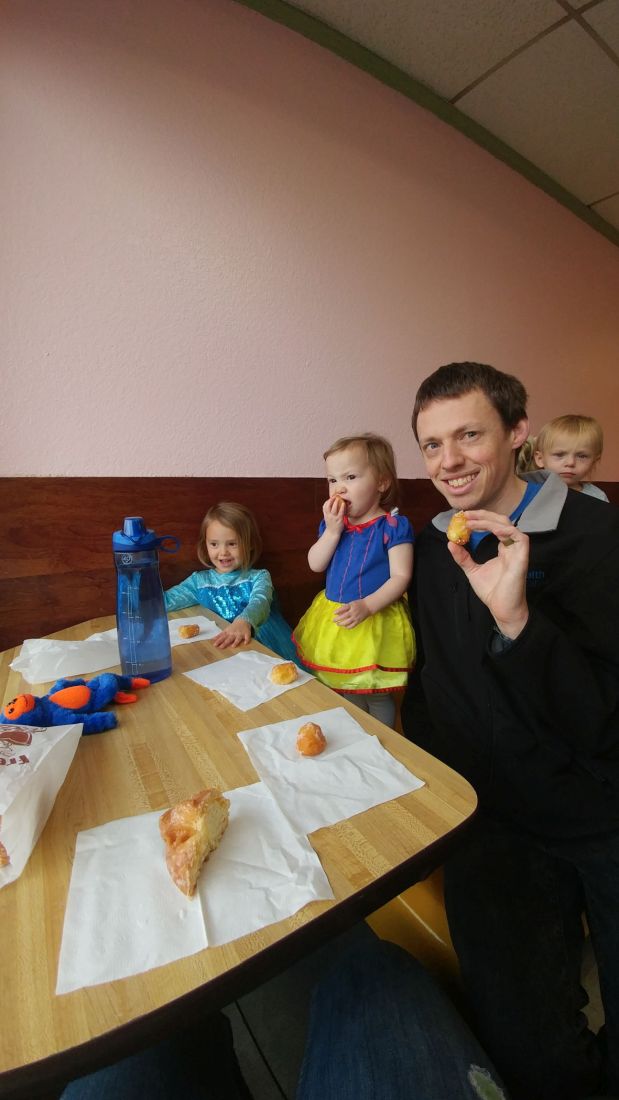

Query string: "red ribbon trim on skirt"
[[292, 636, 411, 676]]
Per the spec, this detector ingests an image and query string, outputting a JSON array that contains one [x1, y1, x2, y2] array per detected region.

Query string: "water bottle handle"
[[157, 536, 181, 554]]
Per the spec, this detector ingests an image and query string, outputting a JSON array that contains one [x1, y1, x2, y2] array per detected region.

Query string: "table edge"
[[0, 808, 476, 1099]]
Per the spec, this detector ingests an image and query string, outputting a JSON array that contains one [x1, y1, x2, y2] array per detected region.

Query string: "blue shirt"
[[321, 513, 414, 604], [469, 480, 543, 551]]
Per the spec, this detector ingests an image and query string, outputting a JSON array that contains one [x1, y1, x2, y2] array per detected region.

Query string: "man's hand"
[[212, 618, 252, 649], [333, 599, 370, 629], [447, 510, 529, 639]]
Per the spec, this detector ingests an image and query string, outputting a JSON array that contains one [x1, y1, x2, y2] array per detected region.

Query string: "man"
[[401, 362, 619, 1100]]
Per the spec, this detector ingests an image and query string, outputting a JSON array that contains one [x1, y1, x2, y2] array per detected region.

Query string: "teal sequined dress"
[[164, 568, 298, 663]]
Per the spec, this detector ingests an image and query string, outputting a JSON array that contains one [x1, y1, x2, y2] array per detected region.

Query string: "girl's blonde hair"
[[197, 502, 262, 571], [535, 415, 604, 460], [323, 433, 399, 512], [516, 436, 538, 476]]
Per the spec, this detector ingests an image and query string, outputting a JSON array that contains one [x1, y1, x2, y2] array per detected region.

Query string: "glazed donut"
[[296, 722, 327, 756], [446, 510, 470, 546], [178, 624, 200, 639], [269, 662, 299, 685], [159, 789, 230, 897]]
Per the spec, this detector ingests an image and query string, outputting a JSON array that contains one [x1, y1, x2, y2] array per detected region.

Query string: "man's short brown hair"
[[412, 362, 528, 439]]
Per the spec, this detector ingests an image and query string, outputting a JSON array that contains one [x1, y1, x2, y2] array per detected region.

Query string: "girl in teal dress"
[[165, 502, 298, 664]]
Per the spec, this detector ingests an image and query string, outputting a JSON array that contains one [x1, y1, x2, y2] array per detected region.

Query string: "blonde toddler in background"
[[534, 414, 608, 501]]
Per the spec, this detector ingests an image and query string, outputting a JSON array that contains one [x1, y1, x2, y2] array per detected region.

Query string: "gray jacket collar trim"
[[432, 471, 568, 535]]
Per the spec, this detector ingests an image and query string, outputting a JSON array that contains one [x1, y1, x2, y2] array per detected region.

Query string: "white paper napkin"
[[168, 616, 220, 646], [238, 707, 424, 835], [56, 782, 334, 994], [183, 651, 313, 711], [10, 619, 221, 686], [10, 631, 121, 684]]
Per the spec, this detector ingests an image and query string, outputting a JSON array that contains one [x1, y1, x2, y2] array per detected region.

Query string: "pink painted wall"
[[2, 0, 618, 478]]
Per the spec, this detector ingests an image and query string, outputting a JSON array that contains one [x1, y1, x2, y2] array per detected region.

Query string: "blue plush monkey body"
[[0, 673, 150, 735]]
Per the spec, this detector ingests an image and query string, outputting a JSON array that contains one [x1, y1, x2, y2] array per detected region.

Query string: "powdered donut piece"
[[296, 722, 327, 757]]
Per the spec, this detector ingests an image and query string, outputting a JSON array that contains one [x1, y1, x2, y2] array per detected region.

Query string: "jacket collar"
[[431, 471, 568, 535]]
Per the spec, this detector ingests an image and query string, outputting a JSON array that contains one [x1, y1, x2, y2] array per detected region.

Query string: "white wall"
[[2, 0, 618, 478]]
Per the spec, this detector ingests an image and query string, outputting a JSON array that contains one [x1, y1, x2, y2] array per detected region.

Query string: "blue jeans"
[[444, 818, 619, 1100], [59, 926, 615, 1100], [296, 936, 509, 1100], [60, 1011, 251, 1100]]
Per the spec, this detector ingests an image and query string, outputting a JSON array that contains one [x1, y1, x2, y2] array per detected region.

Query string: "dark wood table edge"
[[0, 808, 477, 1099]]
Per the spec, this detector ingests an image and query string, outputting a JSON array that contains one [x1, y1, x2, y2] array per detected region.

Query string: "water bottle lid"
[[113, 516, 159, 551]]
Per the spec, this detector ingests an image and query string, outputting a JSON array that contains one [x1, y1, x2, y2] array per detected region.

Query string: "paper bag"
[[0, 722, 82, 888]]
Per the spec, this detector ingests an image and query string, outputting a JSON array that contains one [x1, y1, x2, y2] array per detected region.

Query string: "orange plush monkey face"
[[3, 695, 36, 720]]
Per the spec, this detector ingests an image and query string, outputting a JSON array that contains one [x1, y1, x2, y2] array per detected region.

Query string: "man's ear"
[[511, 419, 530, 450], [533, 451, 545, 470]]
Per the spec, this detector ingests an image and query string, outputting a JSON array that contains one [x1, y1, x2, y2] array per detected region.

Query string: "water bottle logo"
[[121, 553, 133, 565]]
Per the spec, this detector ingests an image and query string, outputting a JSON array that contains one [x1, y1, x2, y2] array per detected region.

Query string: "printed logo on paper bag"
[[0, 725, 40, 766]]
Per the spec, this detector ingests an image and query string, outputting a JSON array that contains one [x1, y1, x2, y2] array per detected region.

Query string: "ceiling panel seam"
[[591, 188, 619, 207], [574, 13, 619, 67], [450, 16, 571, 103], [232, 0, 619, 248]]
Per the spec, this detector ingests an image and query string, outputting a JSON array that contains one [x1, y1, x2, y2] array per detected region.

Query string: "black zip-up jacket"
[[401, 472, 619, 840]]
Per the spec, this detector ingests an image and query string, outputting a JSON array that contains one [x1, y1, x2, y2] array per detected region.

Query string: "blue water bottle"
[[113, 517, 180, 683]]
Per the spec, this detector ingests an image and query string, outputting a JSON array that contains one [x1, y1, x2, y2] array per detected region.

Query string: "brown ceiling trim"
[[451, 16, 570, 103], [232, 0, 619, 249]]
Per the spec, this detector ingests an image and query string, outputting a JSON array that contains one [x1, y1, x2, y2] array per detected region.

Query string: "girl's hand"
[[333, 599, 370, 629], [212, 618, 252, 649], [448, 510, 529, 639], [322, 495, 346, 534]]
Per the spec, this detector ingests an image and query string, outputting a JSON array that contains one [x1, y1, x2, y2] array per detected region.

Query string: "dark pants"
[[444, 818, 619, 1100], [61, 1012, 251, 1100], [296, 936, 509, 1099], [60, 924, 617, 1100]]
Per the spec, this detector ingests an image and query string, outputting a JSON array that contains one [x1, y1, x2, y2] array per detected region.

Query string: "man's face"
[[416, 389, 529, 513]]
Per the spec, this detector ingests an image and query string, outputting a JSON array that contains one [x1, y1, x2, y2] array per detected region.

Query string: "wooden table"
[[0, 612, 476, 1099]]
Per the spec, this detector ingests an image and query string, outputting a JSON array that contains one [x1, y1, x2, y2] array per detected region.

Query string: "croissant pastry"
[[160, 789, 230, 897]]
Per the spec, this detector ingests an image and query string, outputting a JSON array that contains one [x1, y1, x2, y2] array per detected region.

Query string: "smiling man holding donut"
[[401, 362, 619, 1100]]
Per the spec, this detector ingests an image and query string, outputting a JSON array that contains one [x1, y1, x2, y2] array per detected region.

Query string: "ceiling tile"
[[592, 193, 619, 230], [292, 0, 561, 99], [457, 20, 619, 204], [581, 0, 619, 56]]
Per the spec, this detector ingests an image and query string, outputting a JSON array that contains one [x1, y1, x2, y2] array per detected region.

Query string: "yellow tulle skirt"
[[293, 592, 415, 694]]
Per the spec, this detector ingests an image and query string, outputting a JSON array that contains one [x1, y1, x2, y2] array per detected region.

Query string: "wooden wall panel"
[[1, 477, 616, 651]]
